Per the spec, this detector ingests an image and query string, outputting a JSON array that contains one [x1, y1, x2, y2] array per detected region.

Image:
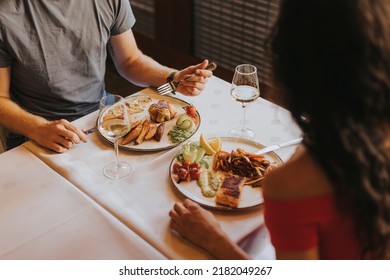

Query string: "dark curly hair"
[[270, 0, 390, 258]]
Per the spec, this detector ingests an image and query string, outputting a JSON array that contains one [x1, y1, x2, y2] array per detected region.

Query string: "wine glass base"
[[229, 127, 256, 140], [103, 161, 132, 179]]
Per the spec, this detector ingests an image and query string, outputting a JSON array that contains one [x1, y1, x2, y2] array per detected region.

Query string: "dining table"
[[0, 75, 301, 260]]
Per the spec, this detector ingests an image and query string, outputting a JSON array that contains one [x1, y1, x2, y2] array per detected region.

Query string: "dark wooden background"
[[105, 0, 273, 101]]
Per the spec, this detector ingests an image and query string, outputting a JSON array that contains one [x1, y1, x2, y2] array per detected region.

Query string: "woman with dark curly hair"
[[169, 0, 390, 259]]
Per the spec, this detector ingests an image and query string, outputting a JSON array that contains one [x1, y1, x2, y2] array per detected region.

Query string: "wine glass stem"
[[242, 104, 247, 131], [114, 137, 120, 168]]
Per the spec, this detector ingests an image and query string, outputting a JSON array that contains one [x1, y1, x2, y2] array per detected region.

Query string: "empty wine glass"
[[98, 94, 132, 179], [229, 64, 260, 139]]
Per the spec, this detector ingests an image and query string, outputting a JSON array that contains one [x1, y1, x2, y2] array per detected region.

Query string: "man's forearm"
[[0, 97, 46, 139], [116, 53, 175, 88]]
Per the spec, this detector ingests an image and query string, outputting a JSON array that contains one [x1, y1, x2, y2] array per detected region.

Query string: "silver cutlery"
[[83, 127, 98, 135], [255, 137, 303, 155], [157, 62, 217, 96]]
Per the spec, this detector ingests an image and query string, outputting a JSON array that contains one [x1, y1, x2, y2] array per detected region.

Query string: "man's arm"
[[108, 29, 212, 96], [0, 67, 87, 152]]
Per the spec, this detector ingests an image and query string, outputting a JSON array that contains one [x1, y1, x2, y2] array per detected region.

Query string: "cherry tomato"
[[189, 162, 201, 170], [177, 168, 189, 182], [182, 159, 192, 168], [172, 162, 183, 174], [185, 105, 197, 117], [189, 167, 201, 180]]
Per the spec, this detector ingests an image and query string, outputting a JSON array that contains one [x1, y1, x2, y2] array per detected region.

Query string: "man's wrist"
[[167, 71, 178, 82]]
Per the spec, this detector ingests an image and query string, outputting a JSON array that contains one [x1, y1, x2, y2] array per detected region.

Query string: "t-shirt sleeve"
[[0, 28, 12, 67], [263, 196, 319, 251], [111, 0, 136, 35]]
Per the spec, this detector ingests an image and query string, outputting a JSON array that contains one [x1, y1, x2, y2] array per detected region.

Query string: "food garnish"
[[176, 114, 195, 131], [199, 134, 222, 155], [173, 142, 210, 183], [197, 170, 221, 197], [183, 105, 199, 125], [168, 113, 196, 143], [168, 126, 193, 143]]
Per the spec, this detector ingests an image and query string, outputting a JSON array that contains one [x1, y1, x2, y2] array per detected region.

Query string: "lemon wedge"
[[199, 134, 216, 155], [209, 137, 221, 152]]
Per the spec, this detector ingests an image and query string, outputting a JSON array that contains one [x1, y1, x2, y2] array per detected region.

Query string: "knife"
[[255, 137, 303, 155]]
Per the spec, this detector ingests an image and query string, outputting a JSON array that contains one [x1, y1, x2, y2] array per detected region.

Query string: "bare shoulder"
[[263, 146, 333, 200]]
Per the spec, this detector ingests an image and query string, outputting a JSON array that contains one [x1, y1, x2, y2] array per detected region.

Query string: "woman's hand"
[[169, 199, 250, 259], [169, 199, 225, 251]]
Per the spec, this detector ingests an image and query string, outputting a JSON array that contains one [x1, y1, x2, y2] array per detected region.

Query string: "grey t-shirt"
[[0, 0, 135, 121]]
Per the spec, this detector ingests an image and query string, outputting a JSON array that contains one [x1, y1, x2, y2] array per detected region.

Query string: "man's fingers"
[[53, 119, 88, 144], [54, 135, 74, 149], [61, 120, 88, 143], [196, 59, 209, 70], [195, 68, 213, 78], [182, 75, 208, 84], [45, 140, 68, 153], [179, 60, 209, 78]]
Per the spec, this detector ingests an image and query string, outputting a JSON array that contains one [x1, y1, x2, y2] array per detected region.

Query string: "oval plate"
[[98, 94, 200, 152], [169, 137, 283, 211]]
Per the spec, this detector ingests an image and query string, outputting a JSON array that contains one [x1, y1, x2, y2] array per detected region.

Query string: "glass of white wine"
[[98, 94, 132, 179], [229, 64, 260, 139]]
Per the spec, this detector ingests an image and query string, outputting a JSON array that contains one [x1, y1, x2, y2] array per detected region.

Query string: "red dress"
[[263, 194, 361, 259]]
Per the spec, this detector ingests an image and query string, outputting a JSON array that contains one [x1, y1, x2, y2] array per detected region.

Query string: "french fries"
[[121, 120, 144, 145], [134, 120, 150, 145], [213, 148, 272, 187], [144, 124, 157, 140], [120, 119, 165, 145]]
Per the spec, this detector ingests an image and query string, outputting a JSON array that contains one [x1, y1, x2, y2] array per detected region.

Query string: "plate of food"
[[169, 135, 283, 211], [98, 94, 200, 152]]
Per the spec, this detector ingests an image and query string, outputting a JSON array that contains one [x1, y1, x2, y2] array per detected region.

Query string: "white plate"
[[169, 137, 283, 211], [98, 94, 200, 152]]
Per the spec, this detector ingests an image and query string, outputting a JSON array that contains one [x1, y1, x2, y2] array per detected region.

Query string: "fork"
[[157, 62, 217, 96], [83, 127, 98, 135]]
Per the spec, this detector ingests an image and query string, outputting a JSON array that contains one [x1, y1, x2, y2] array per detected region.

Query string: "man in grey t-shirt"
[[0, 0, 212, 152]]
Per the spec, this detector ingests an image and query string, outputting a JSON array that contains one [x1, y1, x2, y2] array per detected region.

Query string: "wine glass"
[[229, 64, 260, 139], [98, 94, 132, 179]]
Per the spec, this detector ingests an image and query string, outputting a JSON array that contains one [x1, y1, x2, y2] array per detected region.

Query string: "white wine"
[[99, 119, 130, 138], [231, 85, 259, 104]]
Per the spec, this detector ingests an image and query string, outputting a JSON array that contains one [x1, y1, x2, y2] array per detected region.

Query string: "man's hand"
[[175, 60, 214, 96], [31, 119, 88, 153]]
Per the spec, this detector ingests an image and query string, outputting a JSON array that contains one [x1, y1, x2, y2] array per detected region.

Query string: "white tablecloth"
[[0, 146, 165, 259], [22, 76, 301, 259]]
